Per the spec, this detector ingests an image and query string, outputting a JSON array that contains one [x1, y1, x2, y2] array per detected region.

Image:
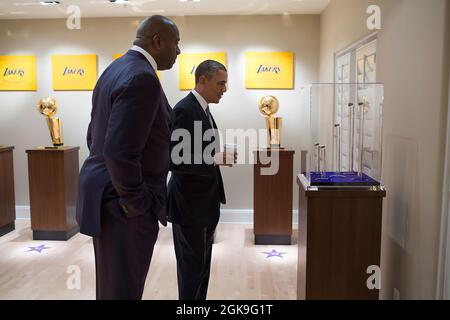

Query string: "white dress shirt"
[[191, 89, 208, 113], [192, 90, 215, 130], [130, 45, 158, 72]]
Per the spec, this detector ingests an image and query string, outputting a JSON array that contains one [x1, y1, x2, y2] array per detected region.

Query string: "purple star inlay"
[[26, 244, 50, 253], [263, 249, 286, 259]]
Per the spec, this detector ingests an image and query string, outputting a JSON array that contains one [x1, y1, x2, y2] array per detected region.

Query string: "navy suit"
[[76, 49, 173, 299], [168, 92, 225, 300]]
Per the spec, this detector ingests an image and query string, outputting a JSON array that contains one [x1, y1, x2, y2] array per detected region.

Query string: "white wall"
[[436, 5, 450, 300], [0, 15, 320, 212], [320, 0, 450, 299]]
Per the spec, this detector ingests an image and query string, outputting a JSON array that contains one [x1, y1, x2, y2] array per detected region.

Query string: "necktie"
[[205, 106, 214, 128], [206, 106, 220, 153]]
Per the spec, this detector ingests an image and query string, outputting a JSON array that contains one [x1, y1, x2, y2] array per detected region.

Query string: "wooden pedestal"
[[253, 149, 295, 245], [0, 146, 16, 236], [26, 147, 80, 240], [297, 174, 386, 300]]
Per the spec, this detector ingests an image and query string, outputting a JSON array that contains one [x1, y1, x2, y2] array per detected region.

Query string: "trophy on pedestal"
[[259, 95, 283, 149], [37, 97, 64, 148]]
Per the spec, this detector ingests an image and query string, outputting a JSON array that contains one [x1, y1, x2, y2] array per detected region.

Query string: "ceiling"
[[0, 0, 330, 19]]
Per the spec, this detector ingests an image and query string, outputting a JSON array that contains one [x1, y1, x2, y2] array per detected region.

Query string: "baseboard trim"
[[219, 209, 299, 224], [16, 206, 30, 220], [15, 206, 299, 225]]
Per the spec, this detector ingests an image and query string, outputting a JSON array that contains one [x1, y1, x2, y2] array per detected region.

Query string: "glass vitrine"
[[303, 83, 384, 187]]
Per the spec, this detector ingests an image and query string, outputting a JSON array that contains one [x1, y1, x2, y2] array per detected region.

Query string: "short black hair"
[[195, 60, 227, 84]]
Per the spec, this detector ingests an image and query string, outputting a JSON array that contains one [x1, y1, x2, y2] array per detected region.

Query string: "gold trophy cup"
[[37, 97, 63, 148], [259, 95, 283, 148]]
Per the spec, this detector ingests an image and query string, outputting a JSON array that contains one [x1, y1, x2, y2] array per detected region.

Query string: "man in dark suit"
[[76, 15, 180, 300], [168, 60, 237, 300]]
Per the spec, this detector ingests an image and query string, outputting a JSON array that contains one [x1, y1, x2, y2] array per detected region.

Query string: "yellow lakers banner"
[[245, 52, 294, 89], [178, 53, 227, 90], [52, 54, 97, 90], [0, 56, 37, 91]]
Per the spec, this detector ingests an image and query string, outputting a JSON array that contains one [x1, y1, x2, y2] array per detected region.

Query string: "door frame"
[[437, 69, 450, 300]]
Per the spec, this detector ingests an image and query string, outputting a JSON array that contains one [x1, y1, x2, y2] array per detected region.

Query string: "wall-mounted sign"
[[52, 54, 97, 90], [0, 55, 37, 91], [245, 52, 294, 89], [178, 52, 227, 90]]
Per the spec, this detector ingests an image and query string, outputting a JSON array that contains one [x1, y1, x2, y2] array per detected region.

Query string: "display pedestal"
[[0, 146, 16, 237], [253, 149, 295, 245], [297, 174, 386, 300], [26, 147, 80, 240]]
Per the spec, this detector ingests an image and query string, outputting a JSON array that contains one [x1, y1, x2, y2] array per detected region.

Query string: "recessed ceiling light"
[[110, 0, 129, 3], [13, 2, 40, 6], [39, 1, 60, 5]]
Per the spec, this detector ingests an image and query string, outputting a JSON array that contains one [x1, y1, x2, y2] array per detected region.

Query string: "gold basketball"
[[37, 97, 57, 118], [258, 95, 279, 117]]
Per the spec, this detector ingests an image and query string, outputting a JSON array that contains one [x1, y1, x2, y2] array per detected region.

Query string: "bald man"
[[76, 15, 180, 300]]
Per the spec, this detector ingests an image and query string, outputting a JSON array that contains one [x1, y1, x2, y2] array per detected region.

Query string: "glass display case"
[[302, 83, 384, 187]]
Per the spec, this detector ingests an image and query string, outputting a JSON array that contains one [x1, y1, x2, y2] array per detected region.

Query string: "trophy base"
[[44, 145, 64, 150], [264, 146, 285, 150]]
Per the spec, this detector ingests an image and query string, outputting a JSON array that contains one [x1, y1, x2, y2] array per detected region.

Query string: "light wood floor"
[[0, 220, 298, 300]]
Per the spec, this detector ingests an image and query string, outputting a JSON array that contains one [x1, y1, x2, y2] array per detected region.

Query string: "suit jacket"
[[76, 50, 173, 237], [168, 92, 226, 227]]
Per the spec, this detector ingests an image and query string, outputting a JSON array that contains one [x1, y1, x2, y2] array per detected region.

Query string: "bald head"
[[135, 15, 176, 44], [133, 15, 180, 71]]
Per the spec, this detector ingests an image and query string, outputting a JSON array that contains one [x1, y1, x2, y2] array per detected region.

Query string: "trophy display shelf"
[[307, 171, 381, 187], [296, 174, 386, 300], [253, 148, 295, 245], [0, 146, 16, 237], [26, 146, 80, 240]]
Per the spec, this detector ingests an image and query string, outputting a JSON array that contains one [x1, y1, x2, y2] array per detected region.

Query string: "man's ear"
[[199, 75, 208, 85], [152, 34, 161, 50]]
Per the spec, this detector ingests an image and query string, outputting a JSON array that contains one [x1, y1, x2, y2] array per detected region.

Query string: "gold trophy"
[[259, 95, 283, 148], [37, 97, 64, 148]]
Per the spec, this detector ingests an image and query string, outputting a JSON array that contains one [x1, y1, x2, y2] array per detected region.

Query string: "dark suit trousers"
[[172, 222, 217, 300], [93, 199, 159, 300]]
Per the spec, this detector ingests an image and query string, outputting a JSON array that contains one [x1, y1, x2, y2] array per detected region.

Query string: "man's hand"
[[214, 151, 238, 167]]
